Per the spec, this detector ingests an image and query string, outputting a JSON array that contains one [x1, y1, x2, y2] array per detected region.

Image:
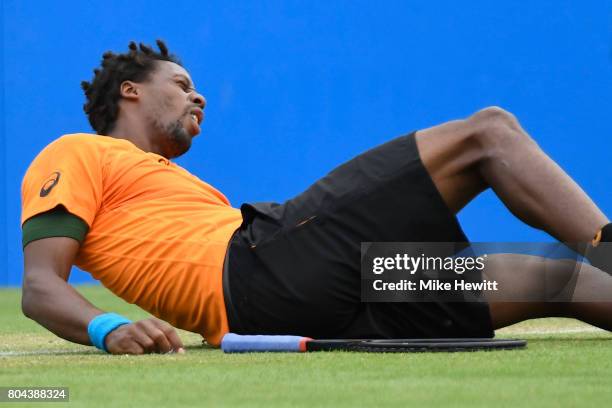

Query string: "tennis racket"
[[221, 333, 526, 353]]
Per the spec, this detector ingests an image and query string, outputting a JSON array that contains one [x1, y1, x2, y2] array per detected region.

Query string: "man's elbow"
[[21, 285, 35, 319], [21, 302, 33, 319], [21, 274, 43, 319]]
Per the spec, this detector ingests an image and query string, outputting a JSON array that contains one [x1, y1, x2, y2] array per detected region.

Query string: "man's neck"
[[108, 118, 159, 155]]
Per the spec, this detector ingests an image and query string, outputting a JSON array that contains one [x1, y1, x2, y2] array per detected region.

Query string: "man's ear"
[[120, 81, 140, 100]]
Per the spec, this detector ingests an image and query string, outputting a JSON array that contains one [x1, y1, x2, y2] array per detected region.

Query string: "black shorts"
[[223, 132, 493, 339]]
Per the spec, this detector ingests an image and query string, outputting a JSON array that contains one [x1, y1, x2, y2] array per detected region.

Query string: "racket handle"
[[221, 333, 312, 353]]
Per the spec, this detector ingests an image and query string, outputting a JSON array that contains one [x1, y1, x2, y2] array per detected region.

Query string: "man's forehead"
[[155, 60, 193, 83]]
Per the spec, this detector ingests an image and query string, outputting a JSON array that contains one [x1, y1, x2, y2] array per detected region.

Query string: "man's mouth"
[[190, 108, 204, 125], [186, 107, 204, 136]]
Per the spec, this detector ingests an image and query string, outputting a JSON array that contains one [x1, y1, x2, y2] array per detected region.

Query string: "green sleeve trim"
[[22, 207, 89, 249]]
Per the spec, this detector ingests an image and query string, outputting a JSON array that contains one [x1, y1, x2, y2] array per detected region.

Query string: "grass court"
[[1, 285, 611, 407]]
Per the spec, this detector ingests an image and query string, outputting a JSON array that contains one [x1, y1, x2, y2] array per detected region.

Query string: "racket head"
[[305, 338, 527, 352]]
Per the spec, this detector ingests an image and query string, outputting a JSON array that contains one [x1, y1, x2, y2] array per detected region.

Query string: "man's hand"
[[104, 318, 185, 355]]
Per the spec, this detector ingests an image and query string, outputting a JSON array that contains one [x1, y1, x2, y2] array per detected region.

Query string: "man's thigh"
[[243, 131, 467, 243], [415, 120, 486, 214]]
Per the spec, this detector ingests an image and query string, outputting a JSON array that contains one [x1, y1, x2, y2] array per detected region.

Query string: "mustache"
[[182, 104, 201, 116]]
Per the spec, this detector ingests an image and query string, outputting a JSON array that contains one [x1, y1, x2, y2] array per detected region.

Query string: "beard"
[[164, 119, 192, 158], [149, 108, 193, 159]]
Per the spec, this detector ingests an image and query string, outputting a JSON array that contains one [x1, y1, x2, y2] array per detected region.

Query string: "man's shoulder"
[[25, 133, 133, 177], [37, 133, 138, 163], [50, 133, 126, 150]]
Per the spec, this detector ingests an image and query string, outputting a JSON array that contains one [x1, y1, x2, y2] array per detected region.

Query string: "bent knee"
[[467, 106, 535, 155], [469, 106, 519, 132]]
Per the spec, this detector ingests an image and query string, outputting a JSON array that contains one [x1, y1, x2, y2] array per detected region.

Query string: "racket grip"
[[221, 333, 311, 353]]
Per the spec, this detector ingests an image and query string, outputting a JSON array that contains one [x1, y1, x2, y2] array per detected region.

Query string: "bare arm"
[[22, 237, 101, 344], [22, 237, 185, 354]]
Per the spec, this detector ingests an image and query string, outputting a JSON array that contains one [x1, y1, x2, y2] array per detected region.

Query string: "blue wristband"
[[87, 313, 132, 352]]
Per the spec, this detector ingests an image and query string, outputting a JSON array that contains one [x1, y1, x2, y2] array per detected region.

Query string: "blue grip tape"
[[221, 333, 309, 353]]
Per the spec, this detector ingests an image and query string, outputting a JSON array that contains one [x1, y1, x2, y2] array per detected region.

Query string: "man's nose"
[[190, 91, 206, 109]]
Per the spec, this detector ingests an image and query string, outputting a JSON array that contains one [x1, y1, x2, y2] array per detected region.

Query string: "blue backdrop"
[[2, 1, 611, 285]]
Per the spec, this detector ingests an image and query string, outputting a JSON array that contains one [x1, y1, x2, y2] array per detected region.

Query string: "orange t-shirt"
[[21, 133, 243, 346]]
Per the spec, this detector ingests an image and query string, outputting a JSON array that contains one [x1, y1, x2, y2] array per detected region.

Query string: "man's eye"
[[177, 81, 191, 91]]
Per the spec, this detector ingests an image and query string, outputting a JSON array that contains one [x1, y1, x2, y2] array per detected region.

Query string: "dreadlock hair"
[[81, 40, 182, 135]]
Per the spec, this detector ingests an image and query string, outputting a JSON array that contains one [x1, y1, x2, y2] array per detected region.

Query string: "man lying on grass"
[[21, 40, 612, 354]]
